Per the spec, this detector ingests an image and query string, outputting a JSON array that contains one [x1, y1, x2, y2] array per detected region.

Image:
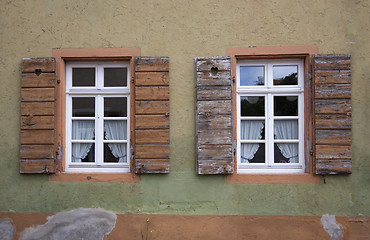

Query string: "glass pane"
[[274, 120, 298, 140], [274, 143, 298, 163], [241, 96, 265, 116], [104, 97, 127, 117], [104, 68, 128, 87], [72, 97, 95, 117], [72, 120, 95, 140], [241, 143, 265, 163], [274, 96, 298, 116], [104, 121, 127, 140], [273, 65, 298, 85], [240, 120, 265, 140], [72, 68, 95, 87], [240, 66, 265, 86], [72, 143, 94, 162], [104, 143, 127, 163]]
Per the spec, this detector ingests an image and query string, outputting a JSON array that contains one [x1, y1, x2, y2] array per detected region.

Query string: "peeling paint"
[[0, 219, 15, 240], [321, 214, 343, 240], [20, 208, 116, 240]]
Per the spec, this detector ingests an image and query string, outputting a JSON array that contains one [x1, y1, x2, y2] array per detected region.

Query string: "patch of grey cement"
[[0, 219, 15, 240], [20, 208, 116, 240], [321, 214, 343, 240]]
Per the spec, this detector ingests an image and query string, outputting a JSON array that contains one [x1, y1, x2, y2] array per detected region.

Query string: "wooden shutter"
[[20, 58, 56, 173], [134, 57, 170, 173], [195, 57, 234, 174], [314, 54, 352, 175]]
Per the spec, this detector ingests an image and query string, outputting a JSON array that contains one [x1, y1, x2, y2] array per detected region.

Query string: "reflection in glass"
[[104, 143, 127, 163], [241, 96, 265, 116], [104, 97, 127, 117], [274, 120, 298, 140], [273, 65, 298, 85], [72, 68, 95, 86], [72, 143, 94, 162], [274, 143, 298, 163], [72, 97, 95, 117], [240, 66, 265, 86], [241, 143, 265, 163], [274, 96, 298, 116], [104, 68, 127, 87]]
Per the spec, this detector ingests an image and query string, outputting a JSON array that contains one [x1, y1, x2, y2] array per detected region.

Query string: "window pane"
[[72, 68, 95, 87], [72, 97, 95, 117], [274, 143, 298, 163], [241, 96, 265, 116], [274, 96, 298, 116], [273, 65, 298, 85], [72, 120, 95, 140], [72, 143, 94, 162], [104, 121, 127, 140], [274, 120, 298, 139], [240, 120, 265, 140], [104, 68, 127, 87], [240, 66, 265, 86], [104, 97, 127, 117], [104, 143, 127, 163], [241, 143, 265, 163]]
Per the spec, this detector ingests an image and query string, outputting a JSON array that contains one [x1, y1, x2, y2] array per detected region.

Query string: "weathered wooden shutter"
[[20, 58, 56, 173], [134, 57, 170, 173], [195, 57, 234, 174], [314, 54, 352, 175]]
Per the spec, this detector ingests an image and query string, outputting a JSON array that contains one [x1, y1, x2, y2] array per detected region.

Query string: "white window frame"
[[236, 59, 305, 174], [65, 62, 130, 173]]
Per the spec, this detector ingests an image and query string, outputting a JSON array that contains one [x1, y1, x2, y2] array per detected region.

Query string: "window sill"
[[50, 172, 140, 182], [226, 173, 321, 184]]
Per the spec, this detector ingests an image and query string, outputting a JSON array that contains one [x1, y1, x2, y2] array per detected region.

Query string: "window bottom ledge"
[[226, 173, 321, 184], [51, 172, 140, 182]]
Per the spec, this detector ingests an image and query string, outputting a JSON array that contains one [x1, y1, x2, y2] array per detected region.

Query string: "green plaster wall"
[[0, 0, 369, 216]]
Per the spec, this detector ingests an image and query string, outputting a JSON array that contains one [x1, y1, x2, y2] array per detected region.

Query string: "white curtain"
[[274, 120, 298, 163], [72, 121, 95, 162], [240, 120, 264, 163], [104, 121, 127, 163]]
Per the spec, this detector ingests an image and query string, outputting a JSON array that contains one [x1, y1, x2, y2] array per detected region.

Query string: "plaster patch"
[[321, 214, 343, 240], [0, 219, 15, 240], [20, 208, 116, 240]]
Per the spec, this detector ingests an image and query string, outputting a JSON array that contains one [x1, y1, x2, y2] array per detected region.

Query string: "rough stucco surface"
[[0, 0, 369, 218], [19, 208, 116, 240], [0, 219, 15, 240]]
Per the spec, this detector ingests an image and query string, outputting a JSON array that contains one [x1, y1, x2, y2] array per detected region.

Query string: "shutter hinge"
[[131, 76, 135, 84], [232, 76, 235, 83], [233, 148, 236, 156], [310, 149, 313, 156]]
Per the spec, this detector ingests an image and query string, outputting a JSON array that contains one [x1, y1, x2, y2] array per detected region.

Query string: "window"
[[65, 62, 130, 173], [236, 59, 304, 173]]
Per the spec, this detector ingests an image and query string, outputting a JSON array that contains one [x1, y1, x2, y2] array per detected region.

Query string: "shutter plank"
[[314, 54, 352, 175], [195, 56, 234, 174], [134, 57, 170, 173], [20, 58, 56, 174]]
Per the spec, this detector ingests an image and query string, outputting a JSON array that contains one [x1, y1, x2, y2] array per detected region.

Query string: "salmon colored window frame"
[[51, 48, 140, 182], [226, 45, 321, 183]]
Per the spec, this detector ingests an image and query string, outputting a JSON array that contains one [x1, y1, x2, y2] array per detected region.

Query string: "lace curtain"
[[240, 120, 264, 163], [72, 121, 95, 162], [104, 121, 127, 163], [274, 120, 298, 163]]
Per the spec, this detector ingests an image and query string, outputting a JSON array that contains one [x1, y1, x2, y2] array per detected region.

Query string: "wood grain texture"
[[20, 145, 55, 159], [22, 73, 56, 88], [21, 116, 55, 130], [21, 102, 55, 116], [20, 130, 55, 145], [21, 88, 55, 102], [22, 58, 56, 73], [20, 159, 55, 173], [135, 72, 169, 86], [314, 54, 352, 175], [134, 56, 170, 173], [195, 56, 233, 174]]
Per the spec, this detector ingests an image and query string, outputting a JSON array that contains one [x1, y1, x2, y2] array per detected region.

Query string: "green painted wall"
[[0, 0, 369, 216]]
